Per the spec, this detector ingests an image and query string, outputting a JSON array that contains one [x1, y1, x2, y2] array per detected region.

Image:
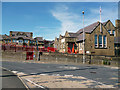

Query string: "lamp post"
[[82, 11, 85, 64]]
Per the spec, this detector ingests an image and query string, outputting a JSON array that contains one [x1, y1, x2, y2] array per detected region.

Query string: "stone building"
[[114, 20, 120, 55], [77, 21, 114, 56], [57, 19, 120, 56], [34, 37, 44, 48], [2, 31, 34, 46], [54, 37, 60, 51], [44, 40, 54, 48]]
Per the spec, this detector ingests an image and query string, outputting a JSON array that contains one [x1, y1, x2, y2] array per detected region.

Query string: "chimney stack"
[[115, 19, 120, 28]]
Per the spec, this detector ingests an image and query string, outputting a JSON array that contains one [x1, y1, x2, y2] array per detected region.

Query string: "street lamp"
[[82, 11, 85, 64]]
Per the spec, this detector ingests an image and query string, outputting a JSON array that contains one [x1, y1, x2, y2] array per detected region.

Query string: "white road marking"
[[25, 79, 45, 88], [52, 74, 60, 76], [30, 73, 37, 75], [40, 74, 48, 76], [64, 74, 73, 77], [11, 71, 18, 74], [58, 66, 79, 69]]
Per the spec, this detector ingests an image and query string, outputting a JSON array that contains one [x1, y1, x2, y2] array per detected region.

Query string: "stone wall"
[[2, 50, 119, 66], [41, 52, 119, 66]]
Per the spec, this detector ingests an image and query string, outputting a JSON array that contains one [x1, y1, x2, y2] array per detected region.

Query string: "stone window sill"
[[95, 47, 108, 49]]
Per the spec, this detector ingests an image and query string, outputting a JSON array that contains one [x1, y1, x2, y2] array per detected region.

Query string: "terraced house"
[[54, 19, 120, 56], [2, 31, 34, 46]]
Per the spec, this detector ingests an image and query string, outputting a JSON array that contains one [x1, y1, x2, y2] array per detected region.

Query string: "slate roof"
[[77, 33, 84, 42], [76, 21, 111, 42], [114, 37, 120, 44], [34, 37, 43, 41], [76, 21, 99, 34], [2, 34, 11, 40], [10, 31, 33, 38], [68, 32, 79, 37], [11, 36, 33, 40]]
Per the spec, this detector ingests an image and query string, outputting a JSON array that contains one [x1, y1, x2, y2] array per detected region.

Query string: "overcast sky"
[[2, 2, 118, 40]]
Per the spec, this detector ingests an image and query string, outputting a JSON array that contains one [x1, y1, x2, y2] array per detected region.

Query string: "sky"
[[2, 2, 118, 40]]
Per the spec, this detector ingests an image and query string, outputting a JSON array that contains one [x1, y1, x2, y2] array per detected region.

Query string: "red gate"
[[26, 51, 34, 60]]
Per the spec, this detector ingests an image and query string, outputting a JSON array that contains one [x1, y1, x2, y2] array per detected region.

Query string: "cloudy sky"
[[2, 1, 118, 40]]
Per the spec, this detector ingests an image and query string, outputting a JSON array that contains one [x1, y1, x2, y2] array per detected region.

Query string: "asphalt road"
[[1, 67, 27, 89], [1, 61, 119, 88]]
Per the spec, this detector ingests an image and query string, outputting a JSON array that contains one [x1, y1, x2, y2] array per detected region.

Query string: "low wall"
[[2, 50, 119, 66], [41, 52, 119, 66]]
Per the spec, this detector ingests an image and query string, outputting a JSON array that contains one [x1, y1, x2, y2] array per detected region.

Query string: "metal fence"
[[1, 44, 48, 52]]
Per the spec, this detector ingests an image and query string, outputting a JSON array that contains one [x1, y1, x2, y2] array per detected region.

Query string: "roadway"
[[1, 61, 119, 88]]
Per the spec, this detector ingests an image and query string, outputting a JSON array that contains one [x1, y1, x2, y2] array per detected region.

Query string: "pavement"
[[0, 67, 27, 89], [1, 60, 119, 88]]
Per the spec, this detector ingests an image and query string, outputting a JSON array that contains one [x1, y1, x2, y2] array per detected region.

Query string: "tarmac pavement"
[[1, 67, 27, 89]]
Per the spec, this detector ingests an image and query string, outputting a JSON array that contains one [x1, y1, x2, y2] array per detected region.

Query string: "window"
[[99, 35, 102, 48], [103, 35, 107, 48], [30, 41, 33, 43], [24, 40, 28, 43], [108, 30, 111, 34], [12, 34, 15, 36], [19, 40, 23, 43], [13, 39, 16, 43], [95, 35, 98, 48], [9, 40, 11, 43], [112, 30, 115, 36]]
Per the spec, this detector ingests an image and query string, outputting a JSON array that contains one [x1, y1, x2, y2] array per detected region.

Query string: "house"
[[2, 31, 34, 46], [54, 37, 60, 51], [34, 37, 44, 48], [44, 39, 54, 48], [58, 34, 65, 53]]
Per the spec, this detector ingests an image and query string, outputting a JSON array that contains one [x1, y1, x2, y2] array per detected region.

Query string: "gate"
[[26, 51, 34, 60]]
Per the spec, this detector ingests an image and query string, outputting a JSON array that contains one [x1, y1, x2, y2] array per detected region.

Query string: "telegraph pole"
[[82, 11, 85, 64]]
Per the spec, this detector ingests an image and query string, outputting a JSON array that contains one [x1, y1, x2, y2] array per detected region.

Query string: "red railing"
[[1, 44, 56, 52]]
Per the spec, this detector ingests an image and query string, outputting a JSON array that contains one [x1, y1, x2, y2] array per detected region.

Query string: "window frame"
[[108, 30, 111, 34], [99, 35, 103, 48], [94, 35, 98, 48], [103, 35, 107, 48], [112, 30, 115, 36]]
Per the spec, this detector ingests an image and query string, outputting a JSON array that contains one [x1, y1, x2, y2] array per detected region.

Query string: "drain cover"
[[90, 71, 96, 73]]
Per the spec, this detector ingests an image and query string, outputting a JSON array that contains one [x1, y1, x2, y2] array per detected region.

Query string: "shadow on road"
[[20, 67, 98, 77]]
